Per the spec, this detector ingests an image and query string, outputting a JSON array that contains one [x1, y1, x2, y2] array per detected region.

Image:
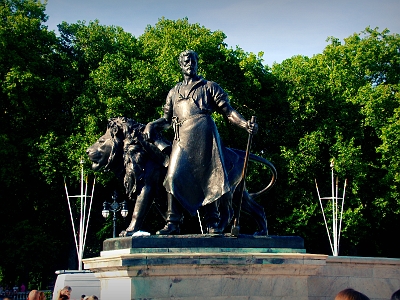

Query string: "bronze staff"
[[231, 115, 256, 237]]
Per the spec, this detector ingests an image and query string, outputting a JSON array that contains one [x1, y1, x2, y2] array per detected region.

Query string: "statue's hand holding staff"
[[231, 115, 257, 237], [246, 118, 258, 135]]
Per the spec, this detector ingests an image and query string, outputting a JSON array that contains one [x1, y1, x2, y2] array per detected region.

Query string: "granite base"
[[83, 235, 400, 300]]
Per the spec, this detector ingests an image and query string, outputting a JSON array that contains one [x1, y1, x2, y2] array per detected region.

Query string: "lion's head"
[[87, 117, 154, 199], [87, 117, 171, 200], [86, 117, 143, 172]]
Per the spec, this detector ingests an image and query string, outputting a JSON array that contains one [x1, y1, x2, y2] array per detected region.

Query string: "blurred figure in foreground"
[[335, 288, 370, 300], [27, 290, 46, 300], [84, 296, 98, 300], [391, 289, 400, 300], [55, 286, 72, 300]]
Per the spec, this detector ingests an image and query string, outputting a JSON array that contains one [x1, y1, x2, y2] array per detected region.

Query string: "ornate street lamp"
[[102, 191, 128, 238]]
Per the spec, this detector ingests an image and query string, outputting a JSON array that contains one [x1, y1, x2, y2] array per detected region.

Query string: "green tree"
[[0, 0, 73, 288], [271, 27, 400, 257]]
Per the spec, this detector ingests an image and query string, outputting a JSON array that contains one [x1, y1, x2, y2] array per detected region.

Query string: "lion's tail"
[[229, 148, 277, 199]]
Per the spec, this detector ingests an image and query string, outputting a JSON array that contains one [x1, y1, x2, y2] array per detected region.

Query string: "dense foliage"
[[272, 28, 400, 257], [1, 0, 399, 289]]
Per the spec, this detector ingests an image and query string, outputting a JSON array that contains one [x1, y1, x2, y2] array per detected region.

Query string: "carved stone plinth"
[[83, 236, 400, 300]]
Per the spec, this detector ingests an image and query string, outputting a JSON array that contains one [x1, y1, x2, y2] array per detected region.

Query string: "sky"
[[44, 0, 400, 66]]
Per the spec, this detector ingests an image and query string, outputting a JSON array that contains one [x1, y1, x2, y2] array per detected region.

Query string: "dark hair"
[[335, 288, 370, 300], [391, 289, 400, 300]]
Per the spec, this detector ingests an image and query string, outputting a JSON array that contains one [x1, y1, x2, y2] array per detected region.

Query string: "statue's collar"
[[178, 76, 205, 97]]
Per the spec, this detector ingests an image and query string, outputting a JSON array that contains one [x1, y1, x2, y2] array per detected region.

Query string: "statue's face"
[[180, 54, 198, 77]]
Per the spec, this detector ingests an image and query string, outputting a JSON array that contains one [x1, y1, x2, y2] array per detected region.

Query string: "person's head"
[[335, 288, 370, 300], [39, 291, 46, 300], [28, 290, 39, 300], [60, 286, 72, 299], [178, 50, 198, 77], [86, 296, 98, 300], [81, 295, 86, 300], [391, 289, 400, 300]]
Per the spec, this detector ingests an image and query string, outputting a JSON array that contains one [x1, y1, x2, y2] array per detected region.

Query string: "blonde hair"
[[27, 290, 39, 300], [27, 290, 46, 300]]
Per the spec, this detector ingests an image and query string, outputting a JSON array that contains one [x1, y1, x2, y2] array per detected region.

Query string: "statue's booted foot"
[[119, 230, 129, 237], [253, 229, 268, 236], [119, 225, 139, 237], [119, 230, 140, 237], [207, 222, 223, 234], [156, 222, 180, 235]]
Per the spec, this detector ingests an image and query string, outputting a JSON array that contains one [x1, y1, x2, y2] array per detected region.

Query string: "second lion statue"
[[86, 117, 276, 236]]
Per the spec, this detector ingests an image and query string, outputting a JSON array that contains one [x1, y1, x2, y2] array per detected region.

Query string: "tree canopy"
[[272, 27, 400, 256], [1, 0, 399, 289]]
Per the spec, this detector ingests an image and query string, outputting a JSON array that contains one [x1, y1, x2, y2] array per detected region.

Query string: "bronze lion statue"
[[86, 117, 276, 236]]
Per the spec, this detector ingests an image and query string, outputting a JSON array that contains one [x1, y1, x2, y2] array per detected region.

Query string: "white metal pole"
[[337, 179, 347, 253], [335, 176, 339, 255], [82, 174, 88, 241], [331, 162, 337, 256], [64, 180, 79, 258], [316, 162, 347, 257], [315, 179, 334, 254], [64, 162, 96, 271], [81, 174, 88, 257], [78, 161, 84, 270], [83, 178, 96, 250], [197, 210, 204, 234]]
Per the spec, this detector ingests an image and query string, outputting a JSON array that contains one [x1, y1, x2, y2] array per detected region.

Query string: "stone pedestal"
[[83, 235, 400, 300], [101, 234, 305, 254]]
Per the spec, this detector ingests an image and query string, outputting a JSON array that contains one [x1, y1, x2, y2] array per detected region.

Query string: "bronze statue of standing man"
[[144, 50, 258, 234]]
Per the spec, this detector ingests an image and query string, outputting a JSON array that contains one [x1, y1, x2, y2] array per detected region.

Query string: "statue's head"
[[178, 50, 198, 77]]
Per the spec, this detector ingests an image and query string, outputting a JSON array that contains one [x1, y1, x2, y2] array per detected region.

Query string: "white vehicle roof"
[[52, 270, 100, 300]]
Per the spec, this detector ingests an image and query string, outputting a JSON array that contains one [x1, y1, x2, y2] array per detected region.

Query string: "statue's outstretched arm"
[[221, 104, 258, 135]]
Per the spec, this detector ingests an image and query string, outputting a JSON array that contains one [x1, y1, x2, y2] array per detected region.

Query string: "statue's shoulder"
[[172, 82, 183, 89], [203, 79, 224, 93], [202, 78, 219, 87], [199, 77, 211, 85], [167, 82, 182, 97], [194, 78, 220, 91]]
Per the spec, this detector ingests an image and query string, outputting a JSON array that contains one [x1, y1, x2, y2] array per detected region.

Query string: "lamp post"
[[102, 191, 129, 238]]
